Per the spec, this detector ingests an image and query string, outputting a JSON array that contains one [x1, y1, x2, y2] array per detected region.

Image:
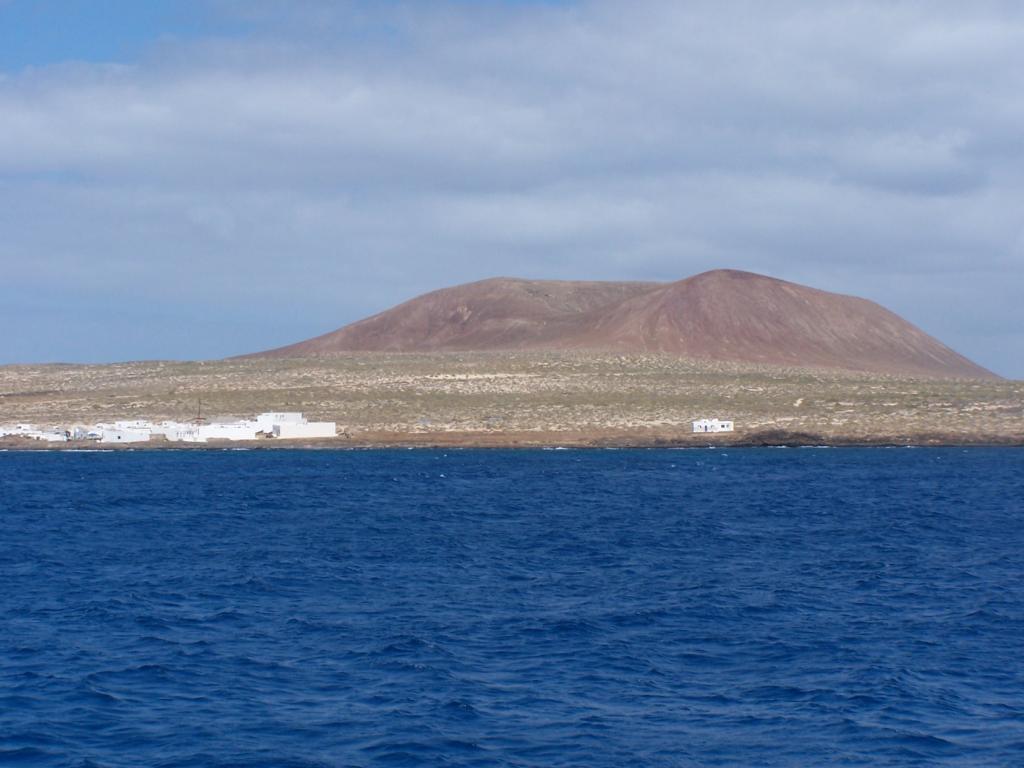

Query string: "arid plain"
[[1, 352, 1021, 448]]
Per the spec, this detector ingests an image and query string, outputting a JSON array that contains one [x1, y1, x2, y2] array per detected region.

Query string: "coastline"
[[4, 429, 1023, 451], [4, 353, 1022, 452]]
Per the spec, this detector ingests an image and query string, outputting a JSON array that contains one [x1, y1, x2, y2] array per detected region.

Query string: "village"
[[0, 412, 337, 445], [1, 410, 733, 445]]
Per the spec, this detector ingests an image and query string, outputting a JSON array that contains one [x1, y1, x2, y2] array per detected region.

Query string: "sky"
[[1, 0, 1022, 377]]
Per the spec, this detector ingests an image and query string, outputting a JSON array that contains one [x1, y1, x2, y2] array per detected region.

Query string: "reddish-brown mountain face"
[[251, 270, 995, 379], [259, 278, 658, 354]]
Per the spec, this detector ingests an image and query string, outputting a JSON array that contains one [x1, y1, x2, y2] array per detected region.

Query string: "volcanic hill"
[[254, 269, 994, 378]]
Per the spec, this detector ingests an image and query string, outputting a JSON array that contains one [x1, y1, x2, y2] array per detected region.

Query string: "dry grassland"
[[1, 352, 1021, 447]]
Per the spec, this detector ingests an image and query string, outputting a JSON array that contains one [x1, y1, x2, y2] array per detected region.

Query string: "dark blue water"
[[1, 449, 1023, 766]]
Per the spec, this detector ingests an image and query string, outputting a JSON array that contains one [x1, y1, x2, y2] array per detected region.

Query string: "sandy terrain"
[[1, 352, 1021, 448]]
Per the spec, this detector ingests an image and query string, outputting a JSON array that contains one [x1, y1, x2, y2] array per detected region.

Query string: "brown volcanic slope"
[[265, 278, 658, 354], [255, 270, 994, 378]]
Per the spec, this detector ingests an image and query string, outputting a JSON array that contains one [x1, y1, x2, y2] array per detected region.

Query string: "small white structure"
[[199, 421, 262, 442], [692, 418, 735, 433], [152, 422, 205, 443], [272, 420, 337, 439], [252, 412, 335, 440], [1, 424, 68, 442], [99, 425, 151, 444], [33, 430, 70, 443], [150, 420, 259, 443], [114, 420, 153, 431], [255, 412, 305, 433]]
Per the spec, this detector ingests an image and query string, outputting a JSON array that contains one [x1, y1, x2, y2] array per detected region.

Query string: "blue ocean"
[[1, 448, 1022, 766]]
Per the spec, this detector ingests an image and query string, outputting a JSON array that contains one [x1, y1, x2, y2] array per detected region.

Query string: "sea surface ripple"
[[1, 448, 1023, 766]]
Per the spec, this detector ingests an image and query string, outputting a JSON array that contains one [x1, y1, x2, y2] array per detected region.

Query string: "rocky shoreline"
[[4, 429, 1022, 451]]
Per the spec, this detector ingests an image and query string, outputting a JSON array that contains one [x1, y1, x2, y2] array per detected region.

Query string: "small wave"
[[0, 747, 58, 764]]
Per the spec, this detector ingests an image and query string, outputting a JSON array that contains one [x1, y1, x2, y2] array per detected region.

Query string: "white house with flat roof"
[[99, 423, 151, 443], [254, 412, 305, 433], [1, 424, 68, 442], [272, 420, 337, 439], [199, 422, 262, 442]]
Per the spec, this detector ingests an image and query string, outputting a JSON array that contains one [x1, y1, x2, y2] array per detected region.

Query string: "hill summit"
[[252, 269, 994, 378]]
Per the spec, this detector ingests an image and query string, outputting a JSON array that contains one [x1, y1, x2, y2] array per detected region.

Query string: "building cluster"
[[692, 418, 735, 433], [3, 412, 733, 443], [0, 412, 337, 445]]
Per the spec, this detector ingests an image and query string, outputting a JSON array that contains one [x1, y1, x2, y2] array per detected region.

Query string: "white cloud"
[[0, 0, 1022, 374]]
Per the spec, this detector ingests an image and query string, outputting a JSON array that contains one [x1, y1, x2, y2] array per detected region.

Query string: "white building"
[[99, 425, 151, 444], [33, 429, 70, 443], [254, 412, 305, 433], [250, 412, 335, 439], [692, 418, 735, 433], [1, 424, 68, 442], [199, 421, 262, 442], [153, 413, 335, 442], [114, 420, 153, 431], [151, 422, 203, 442], [152, 422, 214, 443], [150, 420, 259, 443], [272, 420, 337, 439]]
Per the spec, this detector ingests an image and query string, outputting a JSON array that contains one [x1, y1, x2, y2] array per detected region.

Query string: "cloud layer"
[[2, 0, 1022, 375]]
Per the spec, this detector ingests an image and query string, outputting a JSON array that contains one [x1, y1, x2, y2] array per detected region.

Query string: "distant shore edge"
[[3, 430, 1022, 451]]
